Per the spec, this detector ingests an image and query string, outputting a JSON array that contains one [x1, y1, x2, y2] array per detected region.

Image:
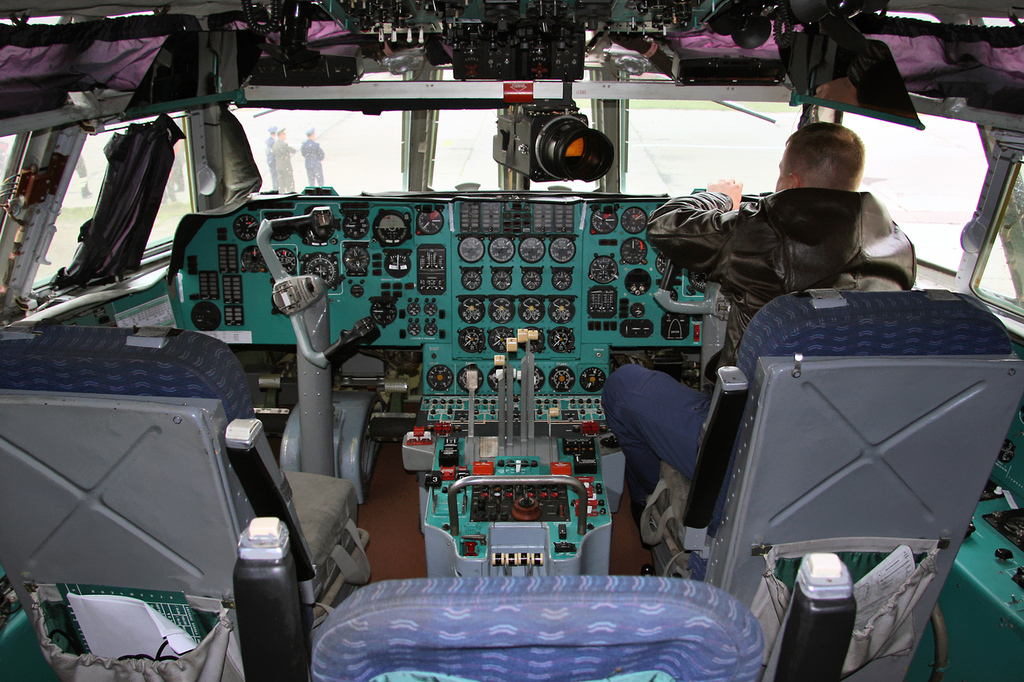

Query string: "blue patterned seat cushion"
[[311, 576, 763, 682], [0, 325, 253, 421], [736, 290, 1011, 381]]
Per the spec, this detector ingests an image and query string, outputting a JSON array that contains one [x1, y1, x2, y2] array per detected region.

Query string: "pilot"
[[602, 122, 916, 515]]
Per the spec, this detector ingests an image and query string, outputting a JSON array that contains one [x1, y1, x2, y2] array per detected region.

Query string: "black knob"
[[995, 547, 1013, 561], [965, 522, 976, 539], [640, 564, 655, 576]]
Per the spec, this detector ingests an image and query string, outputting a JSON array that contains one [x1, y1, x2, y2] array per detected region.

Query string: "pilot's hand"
[[707, 179, 743, 210]]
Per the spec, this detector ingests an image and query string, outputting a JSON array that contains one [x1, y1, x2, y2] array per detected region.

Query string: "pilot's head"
[[776, 122, 865, 193]]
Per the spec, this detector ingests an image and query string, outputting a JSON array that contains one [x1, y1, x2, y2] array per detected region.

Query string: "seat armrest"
[[226, 418, 320, 604], [681, 366, 748, 554]]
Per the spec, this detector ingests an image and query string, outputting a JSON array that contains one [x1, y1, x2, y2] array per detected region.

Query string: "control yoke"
[[652, 260, 716, 316], [257, 208, 379, 368]]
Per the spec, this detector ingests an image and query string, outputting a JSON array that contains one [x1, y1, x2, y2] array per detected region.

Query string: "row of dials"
[[231, 204, 652, 244], [231, 208, 447, 245], [588, 206, 649, 235], [426, 363, 607, 393], [457, 296, 575, 325], [457, 326, 576, 355], [460, 266, 573, 292], [458, 235, 650, 269]]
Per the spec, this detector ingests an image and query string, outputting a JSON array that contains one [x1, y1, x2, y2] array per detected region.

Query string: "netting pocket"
[[750, 537, 939, 676]]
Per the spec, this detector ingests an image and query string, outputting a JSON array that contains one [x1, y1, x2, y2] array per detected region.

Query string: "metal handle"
[[447, 475, 590, 537], [652, 259, 715, 315]]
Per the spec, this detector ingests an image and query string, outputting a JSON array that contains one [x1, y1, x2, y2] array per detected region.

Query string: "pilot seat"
[[0, 323, 370, 681], [630, 289, 1024, 680]]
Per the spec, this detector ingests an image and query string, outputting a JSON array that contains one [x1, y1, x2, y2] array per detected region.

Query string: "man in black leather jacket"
[[602, 122, 916, 511]]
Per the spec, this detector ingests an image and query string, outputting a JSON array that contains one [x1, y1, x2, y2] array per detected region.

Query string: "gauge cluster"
[[172, 193, 703, 391]]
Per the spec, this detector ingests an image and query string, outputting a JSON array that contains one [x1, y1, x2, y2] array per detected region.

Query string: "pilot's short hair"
[[784, 122, 865, 191]]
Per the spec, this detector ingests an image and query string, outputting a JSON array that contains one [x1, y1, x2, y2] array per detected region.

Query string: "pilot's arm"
[[647, 179, 746, 273]]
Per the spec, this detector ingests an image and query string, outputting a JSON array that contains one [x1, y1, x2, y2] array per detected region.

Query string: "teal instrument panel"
[[170, 192, 704, 393]]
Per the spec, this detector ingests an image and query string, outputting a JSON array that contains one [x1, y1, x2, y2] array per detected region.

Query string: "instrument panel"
[[170, 192, 704, 393]]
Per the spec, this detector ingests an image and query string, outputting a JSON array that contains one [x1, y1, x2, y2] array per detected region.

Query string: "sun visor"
[[0, 16, 263, 127]]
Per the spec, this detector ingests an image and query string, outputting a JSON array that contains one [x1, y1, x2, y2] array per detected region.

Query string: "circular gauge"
[[425, 300, 438, 316], [343, 213, 370, 239], [590, 209, 617, 234], [488, 326, 514, 352], [655, 252, 670, 275], [417, 209, 445, 235], [549, 366, 576, 392], [407, 300, 421, 316], [488, 296, 514, 324], [370, 298, 397, 326], [620, 237, 648, 265], [588, 255, 619, 284], [351, 284, 364, 297], [531, 366, 545, 391], [491, 268, 512, 291], [457, 365, 484, 392], [621, 207, 648, 234], [461, 268, 483, 290], [625, 268, 652, 296], [523, 327, 545, 353], [579, 367, 607, 392], [240, 245, 266, 273], [372, 210, 412, 246], [301, 253, 341, 288], [630, 302, 646, 317], [518, 296, 544, 323], [425, 321, 438, 336], [407, 321, 421, 336], [458, 327, 485, 354], [426, 365, 454, 391], [384, 251, 411, 278], [486, 366, 502, 391], [547, 297, 575, 323], [489, 237, 515, 263], [547, 327, 575, 354], [458, 296, 485, 324], [549, 237, 576, 264], [191, 301, 221, 331], [459, 237, 485, 263], [551, 269, 573, 291], [275, 248, 298, 275], [519, 237, 545, 263], [343, 245, 369, 277], [522, 268, 543, 291], [233, 214, 259, 241]]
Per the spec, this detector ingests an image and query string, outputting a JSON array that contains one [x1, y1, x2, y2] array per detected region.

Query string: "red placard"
[[503, 81, 534, 103]]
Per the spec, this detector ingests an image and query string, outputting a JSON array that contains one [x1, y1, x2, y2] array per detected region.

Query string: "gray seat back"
[[0, 392, 253, 612], [704, 290, 1024, 679], [0, 325, 259, 613]]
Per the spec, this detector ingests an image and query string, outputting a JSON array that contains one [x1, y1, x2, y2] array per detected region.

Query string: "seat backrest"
[[0, 325, 258, 613], [703, 290, 1024, 679], [310, 575, 764, 682]]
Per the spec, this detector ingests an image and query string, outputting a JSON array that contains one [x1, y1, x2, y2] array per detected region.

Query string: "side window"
[[974, 163, 1024, 314], [37, 119, 191, 285], [232, 108, 404, 194]]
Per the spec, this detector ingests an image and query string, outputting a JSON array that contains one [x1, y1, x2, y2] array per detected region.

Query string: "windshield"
[[30, 101, 985, 285]]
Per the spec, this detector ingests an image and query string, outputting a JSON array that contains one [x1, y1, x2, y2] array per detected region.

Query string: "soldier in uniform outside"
[[265, 126, 279, 190], [301, 127, 325, 187], [272, 128, 296, 193]]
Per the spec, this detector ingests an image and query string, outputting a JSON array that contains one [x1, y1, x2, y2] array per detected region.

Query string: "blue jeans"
[[602, 365, 710, 505]]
